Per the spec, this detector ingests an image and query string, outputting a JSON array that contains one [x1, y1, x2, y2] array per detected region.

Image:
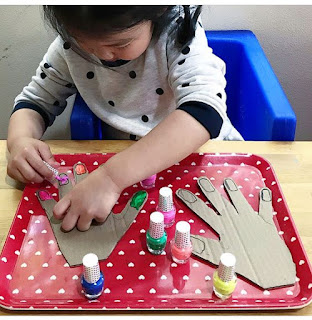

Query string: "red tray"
[[0, 153, 311, 311]]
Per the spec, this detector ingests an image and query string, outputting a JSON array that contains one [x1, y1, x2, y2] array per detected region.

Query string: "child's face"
[[75, 21, 153, 62]]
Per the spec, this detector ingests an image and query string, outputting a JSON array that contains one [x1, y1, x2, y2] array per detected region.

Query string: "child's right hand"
[[7, 137, 59, 184]]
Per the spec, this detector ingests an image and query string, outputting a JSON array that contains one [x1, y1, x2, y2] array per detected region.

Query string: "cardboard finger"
[[190, 235, 223, 265], [176, 188, 221, 234], [224, 178, 255, 216], [114, 190, 148, 228], [258, 188, 274, 225], [36, 190, 61, 225], [198, 176, 233, 218], [73, 163, 88, 184], [58, 173, 72, 200]]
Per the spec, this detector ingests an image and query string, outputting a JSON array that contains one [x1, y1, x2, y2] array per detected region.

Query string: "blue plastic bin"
[[70, 30, 296, 141]]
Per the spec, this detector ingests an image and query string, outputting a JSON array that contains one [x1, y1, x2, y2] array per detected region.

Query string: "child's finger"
[[9, 167, 28, 184], [38, 144, 60, 166], [19, 160, 45, 183], [26, 152, 54, 179], [53, 197, 71, 220], [76, 215, 93, 232], [60, 208, 79, 232]]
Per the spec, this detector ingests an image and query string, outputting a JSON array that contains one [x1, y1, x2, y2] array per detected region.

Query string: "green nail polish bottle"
[[146, 212, 167, 255]]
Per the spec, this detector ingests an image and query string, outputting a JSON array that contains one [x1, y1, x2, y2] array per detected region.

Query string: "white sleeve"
[[14, 36, 77, 126], [166, 18, 232, 138]]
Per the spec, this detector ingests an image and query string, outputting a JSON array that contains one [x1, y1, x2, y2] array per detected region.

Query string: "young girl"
[[7, 5, 242, 232]]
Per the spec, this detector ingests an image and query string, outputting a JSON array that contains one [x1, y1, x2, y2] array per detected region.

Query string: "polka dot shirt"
[[13, 12, 242, 141]]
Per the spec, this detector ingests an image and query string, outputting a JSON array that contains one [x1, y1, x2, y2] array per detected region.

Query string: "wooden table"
[[0, 140, 311, 315]]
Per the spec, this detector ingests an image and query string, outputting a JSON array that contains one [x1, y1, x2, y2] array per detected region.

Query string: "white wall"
[[0, 5, 311, 140], [0, 5, 72, 140]]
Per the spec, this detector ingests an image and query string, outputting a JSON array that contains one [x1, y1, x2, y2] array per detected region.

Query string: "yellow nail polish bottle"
[[213, 252, 237, 300]]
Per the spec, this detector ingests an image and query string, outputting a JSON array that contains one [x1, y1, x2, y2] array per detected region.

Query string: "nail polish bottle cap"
[[82, 253, 101, 283], [43, 160, 59, 176], [158, 187, 174, 212], [218, 252, 236, 282], [149, 211, 165, 239], [174, 221, 191, 249]]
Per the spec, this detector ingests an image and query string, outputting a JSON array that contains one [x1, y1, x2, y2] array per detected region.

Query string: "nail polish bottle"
[[157, 187, 176, 228], [81, 253, 104, 300], [146, 211, 167, 255], [213, 252, 237, 300], [170, 221, 193, 264], [140, 174, 157, 189]]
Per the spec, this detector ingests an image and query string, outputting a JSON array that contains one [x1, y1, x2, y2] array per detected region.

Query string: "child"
[[7, 5, 243, 232]]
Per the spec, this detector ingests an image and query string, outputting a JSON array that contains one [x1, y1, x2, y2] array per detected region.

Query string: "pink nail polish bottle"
[[170, 221, 193, 264], [140, 174, 157, 189], [157, 187, 176, 228]]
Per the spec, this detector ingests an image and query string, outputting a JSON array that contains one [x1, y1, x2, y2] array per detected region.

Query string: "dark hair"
[[43, 5, 202, 62]]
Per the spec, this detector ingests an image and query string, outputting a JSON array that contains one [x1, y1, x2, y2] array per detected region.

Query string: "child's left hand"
[[53, 166, 122, 232]]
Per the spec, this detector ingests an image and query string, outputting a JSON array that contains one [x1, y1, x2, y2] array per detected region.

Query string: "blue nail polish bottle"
[[81, 253, 104, 299]]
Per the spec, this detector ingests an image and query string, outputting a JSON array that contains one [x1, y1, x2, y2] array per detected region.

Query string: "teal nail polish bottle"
[[146, 211, 167, 255]]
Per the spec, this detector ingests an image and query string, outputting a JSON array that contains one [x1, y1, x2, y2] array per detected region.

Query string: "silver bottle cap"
[[149, 211, 165, 239], [174, 221, 191, 249], [158, 187, 174, 212], [82, 253, 101, 283], [218, 252, 236, 282]]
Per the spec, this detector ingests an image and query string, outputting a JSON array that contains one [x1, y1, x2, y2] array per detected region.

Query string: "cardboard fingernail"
[[224, 178, 238, 191], [74, 164, 87, 175], [57, 174, 69, 186], [176, 189, 197, 203], [38, 190, 53, 201], [190, 236, 206, 254], [261, 188, 272, 202], [199, 177, 215, 192]]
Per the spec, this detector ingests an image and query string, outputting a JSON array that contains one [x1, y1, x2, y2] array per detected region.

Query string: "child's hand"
[[7, 137, 59, 184], [53, 166, 122, 232]]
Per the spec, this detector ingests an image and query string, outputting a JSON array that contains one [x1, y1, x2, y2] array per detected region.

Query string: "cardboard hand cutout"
[[36, 162, 147, 266], [176, 177, 296, 289]]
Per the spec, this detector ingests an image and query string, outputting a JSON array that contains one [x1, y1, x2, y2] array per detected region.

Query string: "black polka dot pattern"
[[217, 93, 222, 99], [130, 134, 136, 141], [198, 21, 203, 28], [156, 88, 164, 95], [129, 71, 136, 79], [44, 63, 50, 69], [40, 72, 46, 79], [53, 101, 60, 107], [182, 83, 190, 88], [141, 115, 149, 123], [182, 46, 190, 55], [63, 42, 71, 50], [108, 101, 115, 106], [178, 59, 185, 65], [87, 72, 94, 79]]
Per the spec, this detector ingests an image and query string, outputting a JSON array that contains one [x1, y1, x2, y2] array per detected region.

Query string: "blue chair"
[[70, 30, 296, 141]]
